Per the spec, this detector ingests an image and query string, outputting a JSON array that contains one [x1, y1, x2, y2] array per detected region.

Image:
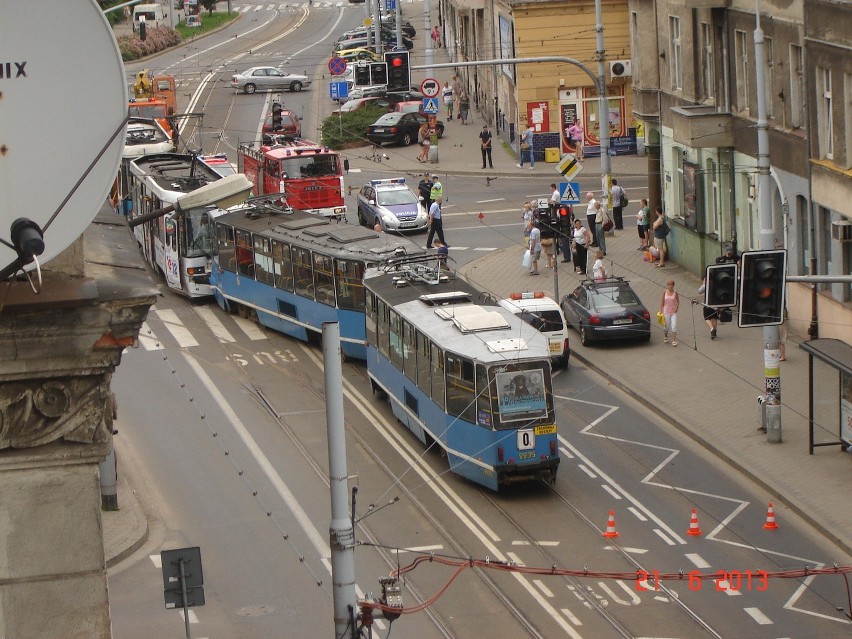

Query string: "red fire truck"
[[238, 139, 346, 219]]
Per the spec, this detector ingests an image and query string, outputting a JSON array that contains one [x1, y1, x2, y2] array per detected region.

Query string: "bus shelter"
[[799, 338, 852, 454]]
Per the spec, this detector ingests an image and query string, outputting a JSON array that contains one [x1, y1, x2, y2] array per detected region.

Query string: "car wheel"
[[357, 207, 366, 226], [579, 324, 592, 347], [244, 83, 256, 94], [401, 132, 412, 146], [290, 81, 303, 92]]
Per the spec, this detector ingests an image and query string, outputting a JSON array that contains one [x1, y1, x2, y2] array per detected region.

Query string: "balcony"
[[669, 0, 729, 6], [670, 105, 735, 148], [452, 0, 485, 10]]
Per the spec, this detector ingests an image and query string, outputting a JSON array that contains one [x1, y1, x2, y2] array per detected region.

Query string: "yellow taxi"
[[334, 47, 382, 63]]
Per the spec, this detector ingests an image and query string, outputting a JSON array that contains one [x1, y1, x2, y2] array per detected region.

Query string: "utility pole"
[[594, 0, 612, 203], [424, 0, 433, 78], [323, 323, 357, 638], [754, 4, 782, 441]]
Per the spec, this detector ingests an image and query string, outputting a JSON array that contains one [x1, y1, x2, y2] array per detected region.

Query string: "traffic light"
[[704, 263, 738, 307], [384, 50, 410, 92], [353, 64, 371, 87], [272, 102, 283, 130], [738, 249, 787, 327], [370, 62, 388, 86]]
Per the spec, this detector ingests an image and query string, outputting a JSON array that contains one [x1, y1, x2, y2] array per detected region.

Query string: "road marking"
[[598, 580, 641, 605], [233, 315, 268, 340], [149, 554, 162, 568], [153, 309, 198, 348], [627, 506, 647, 521], [138, 322, 163, 351], [396, 544, 443, 554], [472, 247, 497, 251], [577, 464, 596, 478], [534, 579, 555, 598], [511, 540, 560, 546], [475, 198, 505, 203], [715, 580, 742, 596], [560, 608, 582, 626], [178, 609, 200, 624], [195, 306, 236, 343], [505, 551, 524, 566], [601, 484, 621, 500], [604, 545, 647, 554], [652, 528, 677, 545], [743, 607, 773, 625], [685, 553, 710, 569]]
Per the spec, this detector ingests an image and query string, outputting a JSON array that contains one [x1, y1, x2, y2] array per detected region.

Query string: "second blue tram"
[[363, 257, 559, 490], [210, 202, 424, 360]]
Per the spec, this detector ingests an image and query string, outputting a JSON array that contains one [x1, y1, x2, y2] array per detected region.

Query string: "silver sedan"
[[231, 67, 311, 94]]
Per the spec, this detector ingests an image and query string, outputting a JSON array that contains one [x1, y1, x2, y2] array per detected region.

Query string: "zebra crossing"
[[140, 306, 269, 351], [235, 2, 361, 11]]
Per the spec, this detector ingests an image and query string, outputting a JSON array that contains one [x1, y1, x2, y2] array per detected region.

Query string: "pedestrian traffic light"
[[272, 102, 283, 130], [353, 64, 371, 87], [704, 263, 738, 308], [738, 249, 787, 327], [370, 62, 388, 86], [384, 50, 410, 92]]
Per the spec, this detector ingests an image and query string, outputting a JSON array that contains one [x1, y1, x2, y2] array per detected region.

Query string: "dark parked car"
[[366, 112, 444, 146], [334, 34, 413, 52], [560, 277, 652, 346]]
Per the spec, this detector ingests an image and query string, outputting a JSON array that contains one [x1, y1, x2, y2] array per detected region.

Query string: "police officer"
[[418, 173, 434, 213], [430, 174, 443, 203]]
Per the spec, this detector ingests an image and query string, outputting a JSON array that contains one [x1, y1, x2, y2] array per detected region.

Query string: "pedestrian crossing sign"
[[555, 152, 583, 181], [558, 182, 581, 204], [422, 97, 439, 114]]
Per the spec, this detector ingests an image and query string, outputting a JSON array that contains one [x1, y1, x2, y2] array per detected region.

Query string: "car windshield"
[[397, 102, 421, 113], [374, 113, 401, 125], [377, 189, 417, 206], [519, 310, 564, 332], [280, 154, 340, 178], [590, 287, 642, 309]]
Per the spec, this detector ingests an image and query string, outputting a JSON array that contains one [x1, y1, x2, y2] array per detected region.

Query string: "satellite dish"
[[0, 0, 127, 270]]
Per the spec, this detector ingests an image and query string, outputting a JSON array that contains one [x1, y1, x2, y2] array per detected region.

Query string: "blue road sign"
[[422, 97, 439, 114], [384, 0, 396, 9], [330, 81, 349, 101], [559, 181, 581, 204]]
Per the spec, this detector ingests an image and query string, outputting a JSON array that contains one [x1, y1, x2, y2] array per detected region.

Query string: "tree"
[[200, 0, 217, 15]]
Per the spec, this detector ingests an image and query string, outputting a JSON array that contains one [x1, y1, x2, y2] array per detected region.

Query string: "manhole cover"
[[236, 605, 275, 617]]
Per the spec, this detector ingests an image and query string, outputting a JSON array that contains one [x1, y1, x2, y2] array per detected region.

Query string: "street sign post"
[[558, 181, 581, 204], [329, 81, 349, 101], [555, 152, 583, 181], [422, 97, 439, 114], [328, 56, 347, 76], [420, 78, 440, 98]]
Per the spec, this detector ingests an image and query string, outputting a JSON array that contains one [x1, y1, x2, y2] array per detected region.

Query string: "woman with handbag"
[[571, 219, 592, 275], [651, 207, 669, 268]]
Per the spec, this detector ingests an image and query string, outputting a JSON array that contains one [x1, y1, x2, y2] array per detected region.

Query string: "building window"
[[797, 194, 809, 274], [789, 44, 804, 129], [700, 22, 714, 101], [631, 12, 640, 84], [763, 36, 774, 118], [669, 16, 682, 91], [734, 30, 749, 112], [706, 158, 720, 236], [817, 67, 834, 160], [819, 206, 832, 292], [845, 73, 852, 169]]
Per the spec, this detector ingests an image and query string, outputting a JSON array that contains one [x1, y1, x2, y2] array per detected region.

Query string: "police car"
[[498, 291, 570, 368], [356, 178, 427, 233]]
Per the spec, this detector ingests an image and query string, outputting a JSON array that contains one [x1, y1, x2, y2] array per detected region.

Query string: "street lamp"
[[127, 173, 253, 229]]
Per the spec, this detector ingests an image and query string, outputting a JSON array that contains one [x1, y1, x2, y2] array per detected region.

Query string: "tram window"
[[402, 320, 416, 381], [292, 246, 314, 299], [254, 235, 274, 285], [272, 240, 294, 291], [415, 330, 430, 394], [235, 229, 254, 278], [335, 260, 366, 311], [445, 353, 476, 423], [430, 343, 445, 411], [313, 253, 336, 307], [377, 300, 389, 358], [217, 224, 236, 272], [365, 291, 377, 344], [476, 364, 495, 428], [388, 310, 403, 370]]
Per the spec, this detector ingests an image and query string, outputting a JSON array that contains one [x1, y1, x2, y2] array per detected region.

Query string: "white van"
[[498, 292, 570, 368], [133, 4, 169, 30]]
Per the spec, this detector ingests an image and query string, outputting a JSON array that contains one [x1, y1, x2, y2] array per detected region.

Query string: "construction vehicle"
[[128, 70, 177, 140]]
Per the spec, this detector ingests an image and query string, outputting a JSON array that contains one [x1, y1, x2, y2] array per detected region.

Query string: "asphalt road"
[[108, 5, 852, 638]]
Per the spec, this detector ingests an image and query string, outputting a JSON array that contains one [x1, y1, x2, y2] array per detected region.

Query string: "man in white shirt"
[[549, 183, 560, 217], [528, 219, 541, 276], [585, 192, 598, 247]]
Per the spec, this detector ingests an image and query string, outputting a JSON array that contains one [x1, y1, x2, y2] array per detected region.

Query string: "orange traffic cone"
[[602, 509, 619, 538], [687, 508, 703, 536], [763, 502, 779, 530]]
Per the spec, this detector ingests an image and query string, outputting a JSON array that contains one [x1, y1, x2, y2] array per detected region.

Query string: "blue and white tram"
[[125, 153, 223, 298], [363, 258, 559, 490], [210, 201, 425, 360]]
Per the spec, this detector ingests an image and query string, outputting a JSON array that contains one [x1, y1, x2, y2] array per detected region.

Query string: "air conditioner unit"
[[609, 60, 633, 78], [831, 220, 852, 241]]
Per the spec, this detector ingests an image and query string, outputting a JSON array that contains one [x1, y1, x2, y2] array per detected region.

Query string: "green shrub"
[[116, 12, 239, 61], [320, 105, 387, 149]]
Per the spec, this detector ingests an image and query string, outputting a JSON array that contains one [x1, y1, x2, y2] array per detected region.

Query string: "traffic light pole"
[[754, 7, 781, 441]]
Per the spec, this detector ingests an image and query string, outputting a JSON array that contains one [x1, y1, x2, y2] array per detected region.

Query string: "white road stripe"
[[178, 609, 200, 624], [744, 607, 773, 624], [233, 315, 267, 340], [195, 306, 236, 343], [153, 309, 198, 348], [138, 322, 163, 351], [149, 554, 162, 568], [604, 545, 647, 554], [716, 580, 742, 596], [627, 506, 647, 522], [560, 608, 582, 626], [601, 484, 621, 500], [652, 528, 676, 545], [534, 579, 555, 598], [472, 247, 497, 251], [685, 553, 711, 569], [577, 464, 596, 478]]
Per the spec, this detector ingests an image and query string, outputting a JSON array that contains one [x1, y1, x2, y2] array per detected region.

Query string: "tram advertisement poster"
[[495, 369, 547, 422]]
